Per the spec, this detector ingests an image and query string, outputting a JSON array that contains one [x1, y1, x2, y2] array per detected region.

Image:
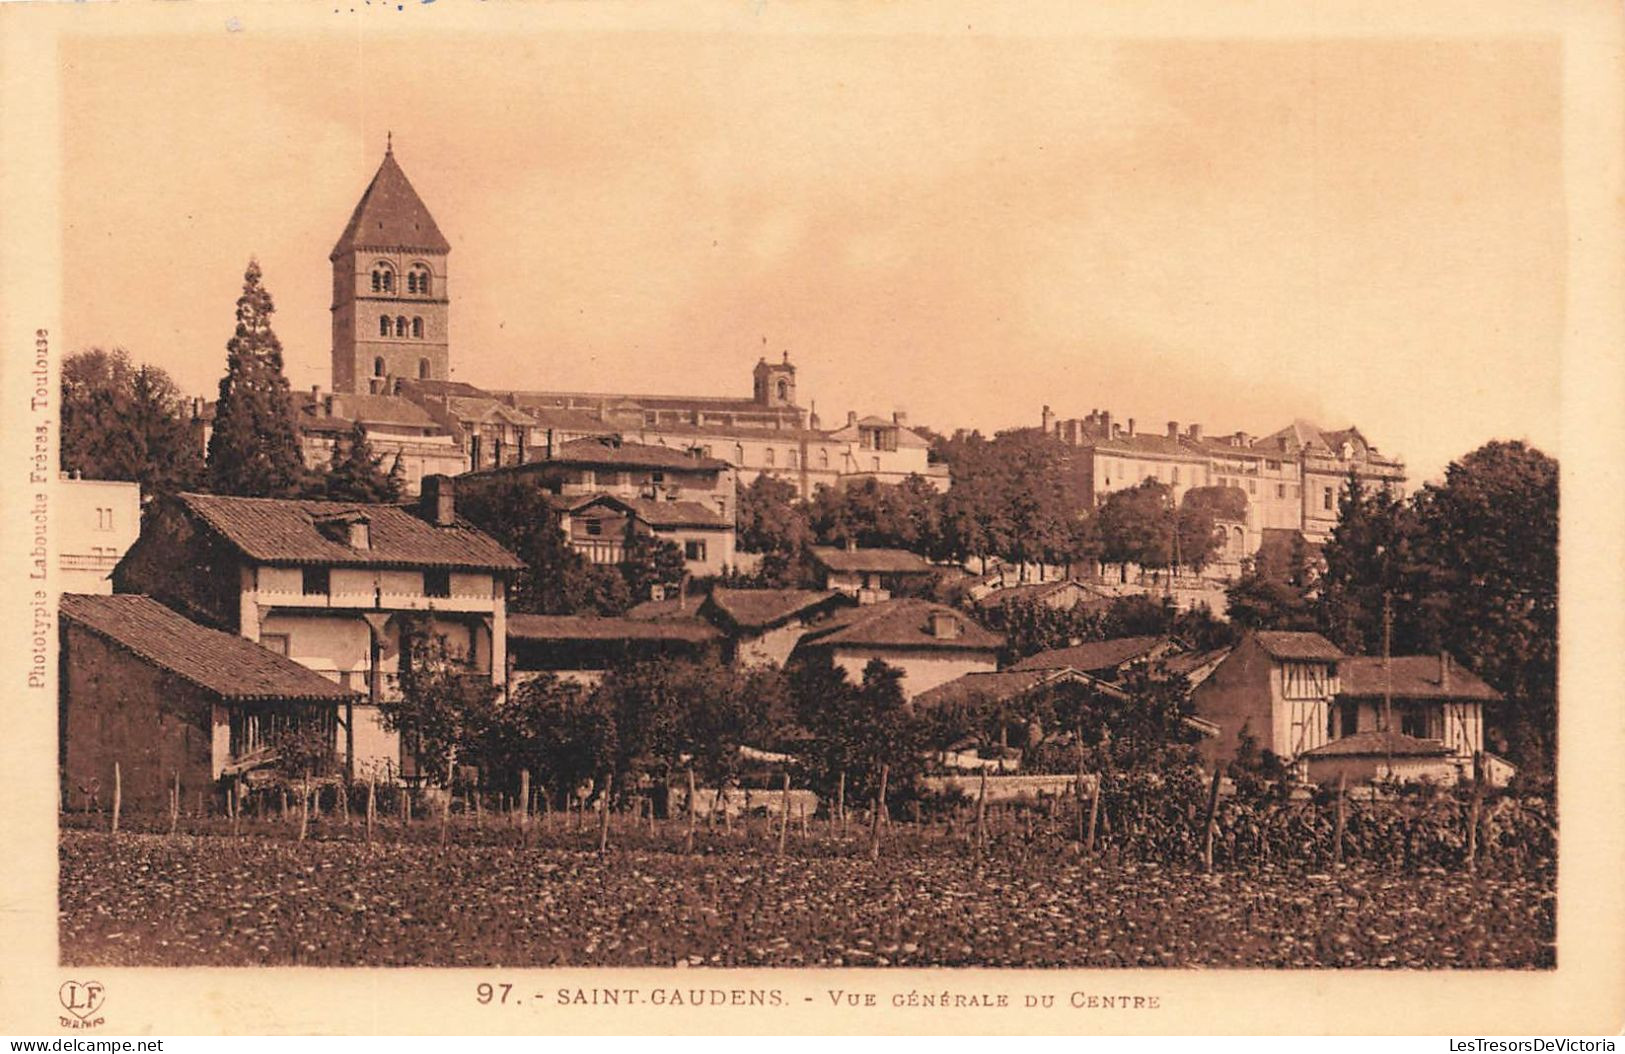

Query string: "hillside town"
[[56, 143, 1555, 823]]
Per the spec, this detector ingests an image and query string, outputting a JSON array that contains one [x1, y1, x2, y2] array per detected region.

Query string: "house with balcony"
[[110, 476, 523, 780], [557, 492, 737, 577], [809, 545, 937, 604], [1304, 653, 1512, 786]]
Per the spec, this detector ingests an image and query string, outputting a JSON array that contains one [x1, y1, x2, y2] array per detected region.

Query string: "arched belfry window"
[[418, 358, 431, 379], [776, 379, 789, 400], [412, 317, 423, 339], [395, 316, 408, 338], [371, 262, 395, 293], [407, 264, 432, 296], [373, 357, 385, 377], [378, 315, 390, 337]]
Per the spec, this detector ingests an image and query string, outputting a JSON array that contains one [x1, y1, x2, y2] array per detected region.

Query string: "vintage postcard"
[[1, 0, 1622, 1037]]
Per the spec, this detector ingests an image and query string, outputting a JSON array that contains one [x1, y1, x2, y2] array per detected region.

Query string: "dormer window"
[[928, 611, 961, 640]]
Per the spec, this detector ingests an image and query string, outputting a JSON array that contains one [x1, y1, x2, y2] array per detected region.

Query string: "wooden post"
[[1084, 776, 1100, 855], [869, 765, 889, 861], [111, 762, 121, 836], [439, 780, 452, 848], [836, 771, 846, 835], [685, 769, 697, 855], [169, 771, 180, 836], [1200, 766, 1222, 872], [518, 770, 531, 847], [1466, 785, 1482, 875], [1075, 756, 1087, 844], [597, 777, 611, 855], [365, 772, 376, 844], [298, 772, 310, 843], [1333, 771, 1347, 867], [974, 768, 988, 850], [228, 778, 240, 838], [400, 784, 409, 829], [777, 771, 791, 857]]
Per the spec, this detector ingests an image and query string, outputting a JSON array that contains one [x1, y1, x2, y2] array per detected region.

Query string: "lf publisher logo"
[[59, 981, 106, 1029]]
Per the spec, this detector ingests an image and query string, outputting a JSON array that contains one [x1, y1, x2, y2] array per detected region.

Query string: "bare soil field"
[[59, 829, 1554, 968]]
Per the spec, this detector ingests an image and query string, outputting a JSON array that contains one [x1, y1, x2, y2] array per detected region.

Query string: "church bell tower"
[[330, 138, 451, 394]]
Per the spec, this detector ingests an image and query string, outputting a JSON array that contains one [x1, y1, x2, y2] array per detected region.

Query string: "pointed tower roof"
[[330, 146, 451, 259]]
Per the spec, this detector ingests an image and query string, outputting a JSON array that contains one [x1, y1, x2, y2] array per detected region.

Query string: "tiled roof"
[[330, 150, 450, 257], [1337, 656, 1502, 702], [507, 613, 720, 645], [809, 546, 935, 575], [1253, 631, 1345, 662], [61, 594, 357, 702], [444, 397, 539, 427], [913, 667, 1121, 709], [971, 579, 1112, 610], [568, 493, 731, 530], [1162, 647, 1233, 682], [622, 597, 691, 621], [1302, 731, 1454, 758], [798, 599, 1002, 653], [315, 394, 440, 430], [524, 408, 618, 433], [175, 493, 524, 571], [1011, 635, 1170, 674], [1087, 433, 1206, 460], [551, 436, 729, 471], [704, 588, 843, 631]]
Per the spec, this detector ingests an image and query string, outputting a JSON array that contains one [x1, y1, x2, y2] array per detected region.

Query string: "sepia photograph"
[[2, 0, 1622, 1038]]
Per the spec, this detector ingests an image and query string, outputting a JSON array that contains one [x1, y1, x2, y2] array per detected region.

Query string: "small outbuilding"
[[59, 593, 357, 812]]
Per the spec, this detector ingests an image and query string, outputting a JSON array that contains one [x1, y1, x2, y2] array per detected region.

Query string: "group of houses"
[[57, 473, 1510, 811]]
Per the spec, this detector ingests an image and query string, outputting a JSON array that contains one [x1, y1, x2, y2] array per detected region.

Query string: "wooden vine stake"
[[169, 770, 180, 837], [836, 771, 846, 836], [1084, 776, 1100, 856], [1333, 771, 1347, 867], [777, 770, 791, 857], [518, 769, 531, 848], [974, 767, 989, 851], [111, 762, 121, 836], [869, 764, 890, 861], [298, 771, 310, 843], [685, 769, 697, 855], [1200, 766, 1222, 873], [1466, 783, 1482, 875], [597, 776, 611, 856], [365, 771, 376, 844]]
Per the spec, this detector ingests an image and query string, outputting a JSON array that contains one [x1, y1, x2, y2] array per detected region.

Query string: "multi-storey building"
[[1043, 406, 1406, 563], [56, 475, 141, 594], [110, 478, 522, 780]]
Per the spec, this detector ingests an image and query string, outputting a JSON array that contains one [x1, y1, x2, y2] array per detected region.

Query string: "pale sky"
[[61, 29, 1563, 484]]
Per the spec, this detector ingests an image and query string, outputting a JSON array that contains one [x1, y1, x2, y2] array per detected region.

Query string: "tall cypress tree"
[[206, 260, 308, 497]]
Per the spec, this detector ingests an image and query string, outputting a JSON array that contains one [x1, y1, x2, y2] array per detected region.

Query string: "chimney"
[[1127, 418, 1136, 436], [928, 610, 961, 640], [847, 410, 858, 427], [844, 536, 858, 553], [1440, 652, 1452, 692], [1111, 424, 1122, 439], [192, 396, 204, 418], [1167, 421, 1179, 439], [1041, 404, 1055, 435], [421, 475, 456, 527], [310, 385, 321, 409], [1187, 423, 1202, 441], [1101, 411, 1112, 438], [893, 410, 908, 427]]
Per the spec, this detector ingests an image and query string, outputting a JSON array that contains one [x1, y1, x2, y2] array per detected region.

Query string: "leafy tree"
[[206, 260, 309, 497], [61, 347, 204, 496], [487, 674, 617, 807], [378, 619, 501, 787], [791, 655, 923, 804], [1097, 479, 1175, 575], [1226, 557, 1319, 631], [621, 530, 686, 602], [315, 422, 403, 503], [1054, 664, 1202, 772], [736, 473, 812, 554], [1413, 442, 1558, 780]]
